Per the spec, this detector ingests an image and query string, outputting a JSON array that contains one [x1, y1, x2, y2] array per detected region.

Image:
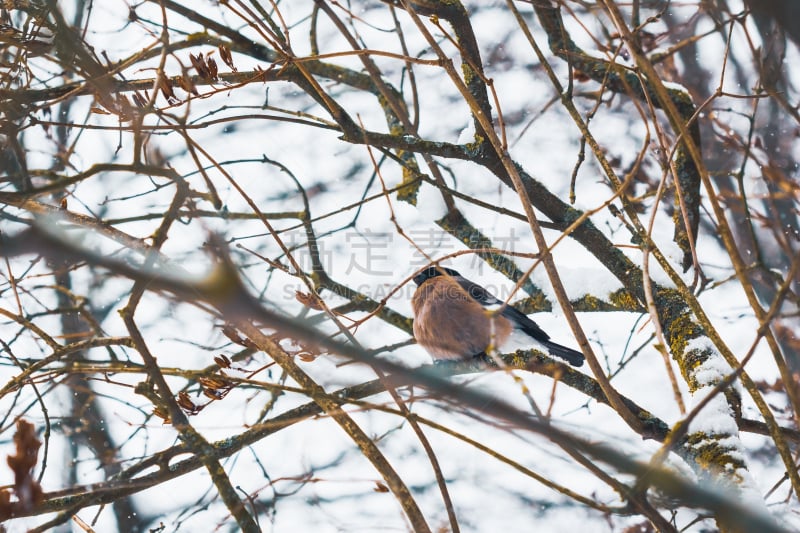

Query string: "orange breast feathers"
[[411, 275, 512, 360]]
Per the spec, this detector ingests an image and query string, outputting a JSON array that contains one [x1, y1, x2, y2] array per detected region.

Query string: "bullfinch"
[[411, 266, 584, 367]]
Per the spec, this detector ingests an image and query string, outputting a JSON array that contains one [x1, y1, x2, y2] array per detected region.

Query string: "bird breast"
[[412, 278, 512, 360]]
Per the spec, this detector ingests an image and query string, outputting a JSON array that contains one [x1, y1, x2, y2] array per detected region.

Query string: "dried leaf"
[[198, 375, 232, 390], [189, 52, 211, 80], [153, 406, 170, 423], [207, 57, 218, 79], [572, 70, 590, 82], [218, 44, 237, 71], [0, 420, 44, 518], [297, 352, 317, 362], [214, 354, 232, 368], [178, 73, 198, 96], [0, 488, 11, 520], [222, 325, 247, 346], [131, 92, 147, 109], [203, 388, 224, 400], [177, 391, 197, 413], [295, 290, 324, 310], [159, 77, 176, 101]]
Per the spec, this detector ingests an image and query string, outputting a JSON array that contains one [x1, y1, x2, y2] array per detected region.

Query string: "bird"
[[411, 266, 584, 367]]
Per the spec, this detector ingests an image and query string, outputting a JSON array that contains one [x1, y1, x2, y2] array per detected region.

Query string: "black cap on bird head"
[[413, 266, 461, 286]]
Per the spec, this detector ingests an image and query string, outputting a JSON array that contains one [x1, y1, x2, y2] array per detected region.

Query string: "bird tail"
[[542, 340, 584, 367]]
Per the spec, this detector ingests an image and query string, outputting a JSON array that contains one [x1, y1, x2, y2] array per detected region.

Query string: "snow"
[[1, 1, 798, 532]]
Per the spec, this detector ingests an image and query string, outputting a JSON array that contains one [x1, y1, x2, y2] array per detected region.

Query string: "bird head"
[[412, 265, 461, 286]]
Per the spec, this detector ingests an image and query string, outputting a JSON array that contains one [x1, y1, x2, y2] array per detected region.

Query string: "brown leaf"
[[189, 52, 212, 81], [131, 92, 147, 109], [177, 391, 197, 413], [572, 69, 590, 82], [198, 375, 232, 390], [207, 57, 218, 79], [153, 406, 171, 423], [0, 489, 11, 520], [199, 374, 233, 401], [295, 290, 324, 310], [178, 73, 199, 96], [297, 352, 317, 362], [222, 325, 248, 346], [218, 44, 237, 72], [159, 77, 176, 101], [203, 388, 225, 400], [1, 420, 44, 518], [214, 354, 232, 368]]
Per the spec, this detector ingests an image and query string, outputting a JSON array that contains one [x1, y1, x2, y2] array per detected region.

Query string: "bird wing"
[[453, 274, 584, 367], [499, 304, 551, 343], [454, 276, 551, 343], [453, 277, 502, 307]]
